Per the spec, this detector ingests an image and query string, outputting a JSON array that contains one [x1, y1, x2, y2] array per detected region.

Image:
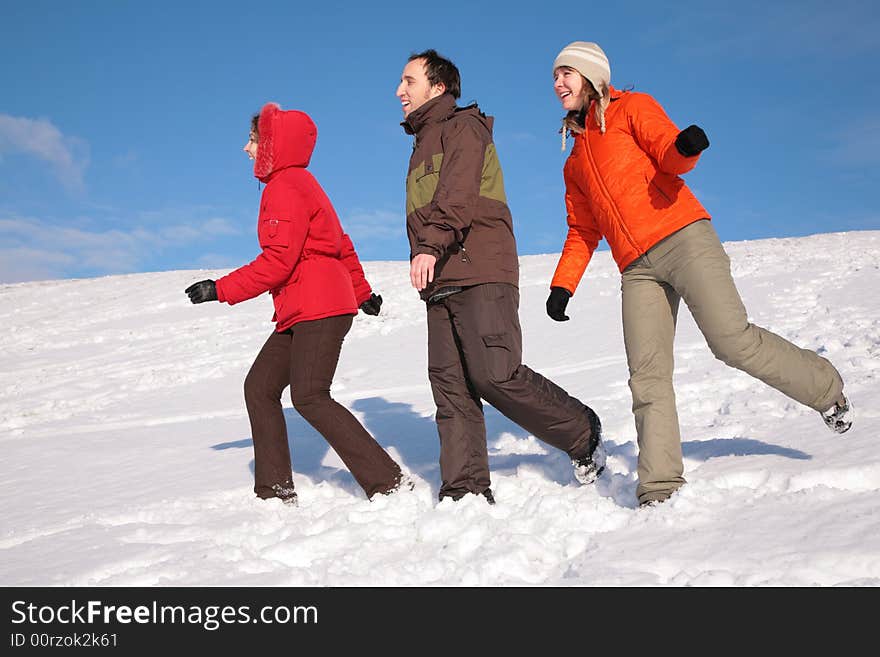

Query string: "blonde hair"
[[559, 70, 610, 150]]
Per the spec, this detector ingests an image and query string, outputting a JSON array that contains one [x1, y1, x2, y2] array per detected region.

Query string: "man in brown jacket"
[[396, 49, 605, 503]]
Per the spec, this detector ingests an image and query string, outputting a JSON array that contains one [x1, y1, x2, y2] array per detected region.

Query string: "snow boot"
[[821, 395, 853, 434], [271, 483, 299, 507], [572, 407, 606, 485], [377, 473, 416, 499]]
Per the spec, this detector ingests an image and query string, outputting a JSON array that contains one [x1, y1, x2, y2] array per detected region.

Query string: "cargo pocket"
[[481, 333, 515, 383], [406, 155, 443, 215], [258, 218, 291, 248]]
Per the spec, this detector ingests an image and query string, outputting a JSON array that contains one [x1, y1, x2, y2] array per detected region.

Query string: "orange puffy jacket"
[[551, 87, 710, 294]]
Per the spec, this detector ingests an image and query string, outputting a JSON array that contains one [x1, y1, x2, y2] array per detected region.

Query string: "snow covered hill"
[[2, 231, 878, 586]]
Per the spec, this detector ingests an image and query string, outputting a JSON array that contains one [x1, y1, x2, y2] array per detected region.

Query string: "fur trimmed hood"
[[253, 102, 317, 181]]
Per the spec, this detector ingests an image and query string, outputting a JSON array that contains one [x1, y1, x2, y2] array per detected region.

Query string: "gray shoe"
[[821, 395, 853, 434]]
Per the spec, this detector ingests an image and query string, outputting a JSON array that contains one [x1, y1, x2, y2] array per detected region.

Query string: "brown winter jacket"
[[402, 93, 519, 301]]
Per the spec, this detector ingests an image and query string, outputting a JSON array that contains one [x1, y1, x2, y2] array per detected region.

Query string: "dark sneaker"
[[481, 488, 496, 505], [572, 407, 605, 485], [821, 395, 853, 434], [271, 483, 299, 506]]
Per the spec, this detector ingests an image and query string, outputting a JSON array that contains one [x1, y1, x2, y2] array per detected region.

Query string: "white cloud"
[[497, 130, 538, 143], [157, 217, 241, 242], [0, 247, 77, 284], [647, 2, 879, 62], [341, 209, 402, 240], [0, 114, 89, 192], [195, 253, 238, 270], [0, 218, 35, 239], [831, 117, 880, 167], [112, 150, 138, 169], [0, 213, 244, 283], [0, 217, 144, 280]]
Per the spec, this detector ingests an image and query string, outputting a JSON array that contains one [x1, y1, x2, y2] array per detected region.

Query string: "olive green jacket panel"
[[402, 94, 519, 300]]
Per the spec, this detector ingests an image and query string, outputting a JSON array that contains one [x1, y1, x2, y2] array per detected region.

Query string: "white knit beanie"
[[553, 41, 611, 96]]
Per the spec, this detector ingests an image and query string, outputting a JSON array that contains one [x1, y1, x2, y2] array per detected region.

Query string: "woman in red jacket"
[[546, 42, 853, 506], [185, 103, 406, 506]]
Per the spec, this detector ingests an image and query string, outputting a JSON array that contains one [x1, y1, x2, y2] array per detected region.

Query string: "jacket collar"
[[578, 85, 626, 133], [401, 93, 458, 135]]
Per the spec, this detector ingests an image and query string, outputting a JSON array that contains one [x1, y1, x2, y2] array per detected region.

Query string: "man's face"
[[396, 58, 445, 118]]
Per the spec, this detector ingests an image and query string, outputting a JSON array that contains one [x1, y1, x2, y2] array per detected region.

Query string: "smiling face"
[[396, 58, 446, 118], [553, 66, 589, 112]]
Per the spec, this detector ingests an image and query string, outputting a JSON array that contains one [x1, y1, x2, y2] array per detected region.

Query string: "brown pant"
[[427, 283, 595, 500], [244, 314, 402, 500], [621, 220, 844, 504]]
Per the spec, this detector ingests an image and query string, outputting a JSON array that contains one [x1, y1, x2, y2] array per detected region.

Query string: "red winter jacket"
[[216, 103, 372, 331]]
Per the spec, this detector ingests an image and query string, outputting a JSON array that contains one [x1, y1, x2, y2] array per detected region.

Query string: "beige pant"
[[621, 220, 843, 504]]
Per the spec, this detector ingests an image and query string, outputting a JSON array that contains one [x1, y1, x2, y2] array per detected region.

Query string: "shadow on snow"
[[211, 396, 810, 504]]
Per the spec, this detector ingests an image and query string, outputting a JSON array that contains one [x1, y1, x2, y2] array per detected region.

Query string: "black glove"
[[675, 124, 709, 157], [185, 280, 217, 304], [360, 293, 382, 316], [546, 287, 571, 322]]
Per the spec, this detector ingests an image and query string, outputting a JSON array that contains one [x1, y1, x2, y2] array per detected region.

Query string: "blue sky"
[[1, 0, 877, 283]]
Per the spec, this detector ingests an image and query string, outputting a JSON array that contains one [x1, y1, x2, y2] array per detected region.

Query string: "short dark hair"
[[408, 49, 461, 99]]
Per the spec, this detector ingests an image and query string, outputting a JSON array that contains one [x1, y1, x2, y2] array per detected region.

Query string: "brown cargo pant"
[[621, 219, 844, 504], [244, 314, 402, 500], [427, 283, 595, 500]]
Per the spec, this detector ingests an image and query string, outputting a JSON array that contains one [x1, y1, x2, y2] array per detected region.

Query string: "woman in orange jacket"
[[546, 41, 852, 506]]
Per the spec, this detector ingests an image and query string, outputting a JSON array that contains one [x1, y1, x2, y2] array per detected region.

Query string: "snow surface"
[[1, 231, 878, 586]]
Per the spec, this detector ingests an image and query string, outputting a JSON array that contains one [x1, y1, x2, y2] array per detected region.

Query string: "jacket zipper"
[[581, 128, 642, 257], [649, 178, 672, 203]]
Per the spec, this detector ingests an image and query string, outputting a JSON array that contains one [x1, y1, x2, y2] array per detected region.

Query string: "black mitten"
[[675, 124, 709, 157], [185, 280, 217, 304], [360, 293, 383, 316], [546, 287, 571, 322]]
